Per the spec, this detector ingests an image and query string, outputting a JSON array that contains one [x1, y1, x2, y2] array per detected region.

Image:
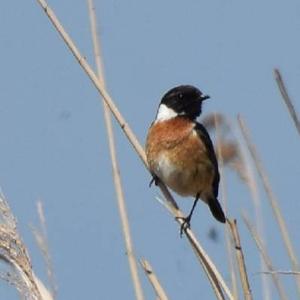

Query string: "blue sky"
[[0, 0, 300, 299]]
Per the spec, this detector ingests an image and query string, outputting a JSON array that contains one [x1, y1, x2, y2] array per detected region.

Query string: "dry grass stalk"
[[243, 214, 288, 300], [212, 114, 272, 299], [36, 0, 147, 169], [260, 271, 300, 276], [32, 273, 54, 300], [227, 219, 252, 300], [86, 1, 144, 299], [213, 113, 240, 300], [222, 198, 240, 300], [0, 194, 53, 300], [218, 116, 271, 299], [224, 216, 240, 300], [243, 179, 271, 300], [31, 201, 57, 298], [274, 68, 300, 135], [226, 119, 271, 300], [140, 259, 169, 300], [35, 1, 235, 299], [209, 115, 271, 300], [238, 115, 300, 295], [37, 0, 233, 299], [185, 233, 226, 300], [156, 195, 232, 300]]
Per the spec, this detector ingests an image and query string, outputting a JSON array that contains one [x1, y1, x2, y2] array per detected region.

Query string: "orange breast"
[[145, 118, 215, 199]]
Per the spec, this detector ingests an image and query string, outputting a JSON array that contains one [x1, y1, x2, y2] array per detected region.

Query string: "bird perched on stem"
[[145, 85, 226, 235]]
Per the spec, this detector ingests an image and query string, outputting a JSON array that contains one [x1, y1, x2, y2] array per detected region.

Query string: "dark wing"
[[194, 122, 220, 198]]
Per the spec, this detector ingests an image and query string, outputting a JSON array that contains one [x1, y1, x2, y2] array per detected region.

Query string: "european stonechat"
[[146, 85, 226, 233]]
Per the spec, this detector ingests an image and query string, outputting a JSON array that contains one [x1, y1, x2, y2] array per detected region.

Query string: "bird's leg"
[[149, 174, 159, 187], [177, 193, 200, 237]]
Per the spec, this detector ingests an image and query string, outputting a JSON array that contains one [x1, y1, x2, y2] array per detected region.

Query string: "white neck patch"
[[155, 104, 177, 122]]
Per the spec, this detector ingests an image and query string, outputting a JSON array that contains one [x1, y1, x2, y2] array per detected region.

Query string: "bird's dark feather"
[[194, 122, 220, 198]]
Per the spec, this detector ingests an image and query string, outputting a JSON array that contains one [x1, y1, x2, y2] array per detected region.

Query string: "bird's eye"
[[178, 93, 183, 99]]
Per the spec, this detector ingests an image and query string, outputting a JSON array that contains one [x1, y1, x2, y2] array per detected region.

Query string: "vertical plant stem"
[[36, 201, 57, 298], [238, 115, 300, 296], [86, 1, 144, 299], [140, 259, 169, 300], [214, 114, 240, 300], [227, 219, 252, 300], [274, 69, 300, 135], [235, 121, 271, 300]]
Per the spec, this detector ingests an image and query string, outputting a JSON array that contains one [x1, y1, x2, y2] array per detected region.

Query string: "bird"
[[145, 85, 226, 234]]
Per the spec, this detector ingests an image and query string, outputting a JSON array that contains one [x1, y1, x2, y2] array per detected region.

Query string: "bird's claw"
[[176, 216, 192, 237], [149, 175, 159, 187]]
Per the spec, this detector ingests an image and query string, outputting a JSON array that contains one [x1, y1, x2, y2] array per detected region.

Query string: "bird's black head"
[[157, 85, 210, 121]]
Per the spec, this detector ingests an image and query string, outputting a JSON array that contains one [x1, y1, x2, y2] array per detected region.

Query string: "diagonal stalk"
[[274, 69, 300, 135], [140, 259, 169, 300], [35, 1, 234, 298]]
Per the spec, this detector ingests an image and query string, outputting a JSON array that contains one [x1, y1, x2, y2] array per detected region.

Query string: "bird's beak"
[[201, 95, 210, 101]]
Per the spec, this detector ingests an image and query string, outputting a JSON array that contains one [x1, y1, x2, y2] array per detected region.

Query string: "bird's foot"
[[176, 215, 192, 238], [176, 196, 199, 237], [149, 175, 159, 187]]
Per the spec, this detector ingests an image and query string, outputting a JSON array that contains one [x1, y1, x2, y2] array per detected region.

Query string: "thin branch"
[[237, 115, 300, 296], [185, 233, 226, 300], [36, 0, 146, 168], [31, 201, 57, 298], [140, 259, 169, 300], [227, 219, 252, 300], [243, 214, 289, 300], [259, 271, 300, 276], [214, 114, 240, 300], [155, 196, 232, 300], [32, 272, 54, 300], [34, 1, 234, 299], [86, 1, 144, 299], [233, 119, 271, 300], [274, 69, 300, 135]]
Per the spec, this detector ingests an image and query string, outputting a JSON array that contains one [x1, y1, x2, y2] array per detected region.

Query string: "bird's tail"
[[208, 197, 226, 223]]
